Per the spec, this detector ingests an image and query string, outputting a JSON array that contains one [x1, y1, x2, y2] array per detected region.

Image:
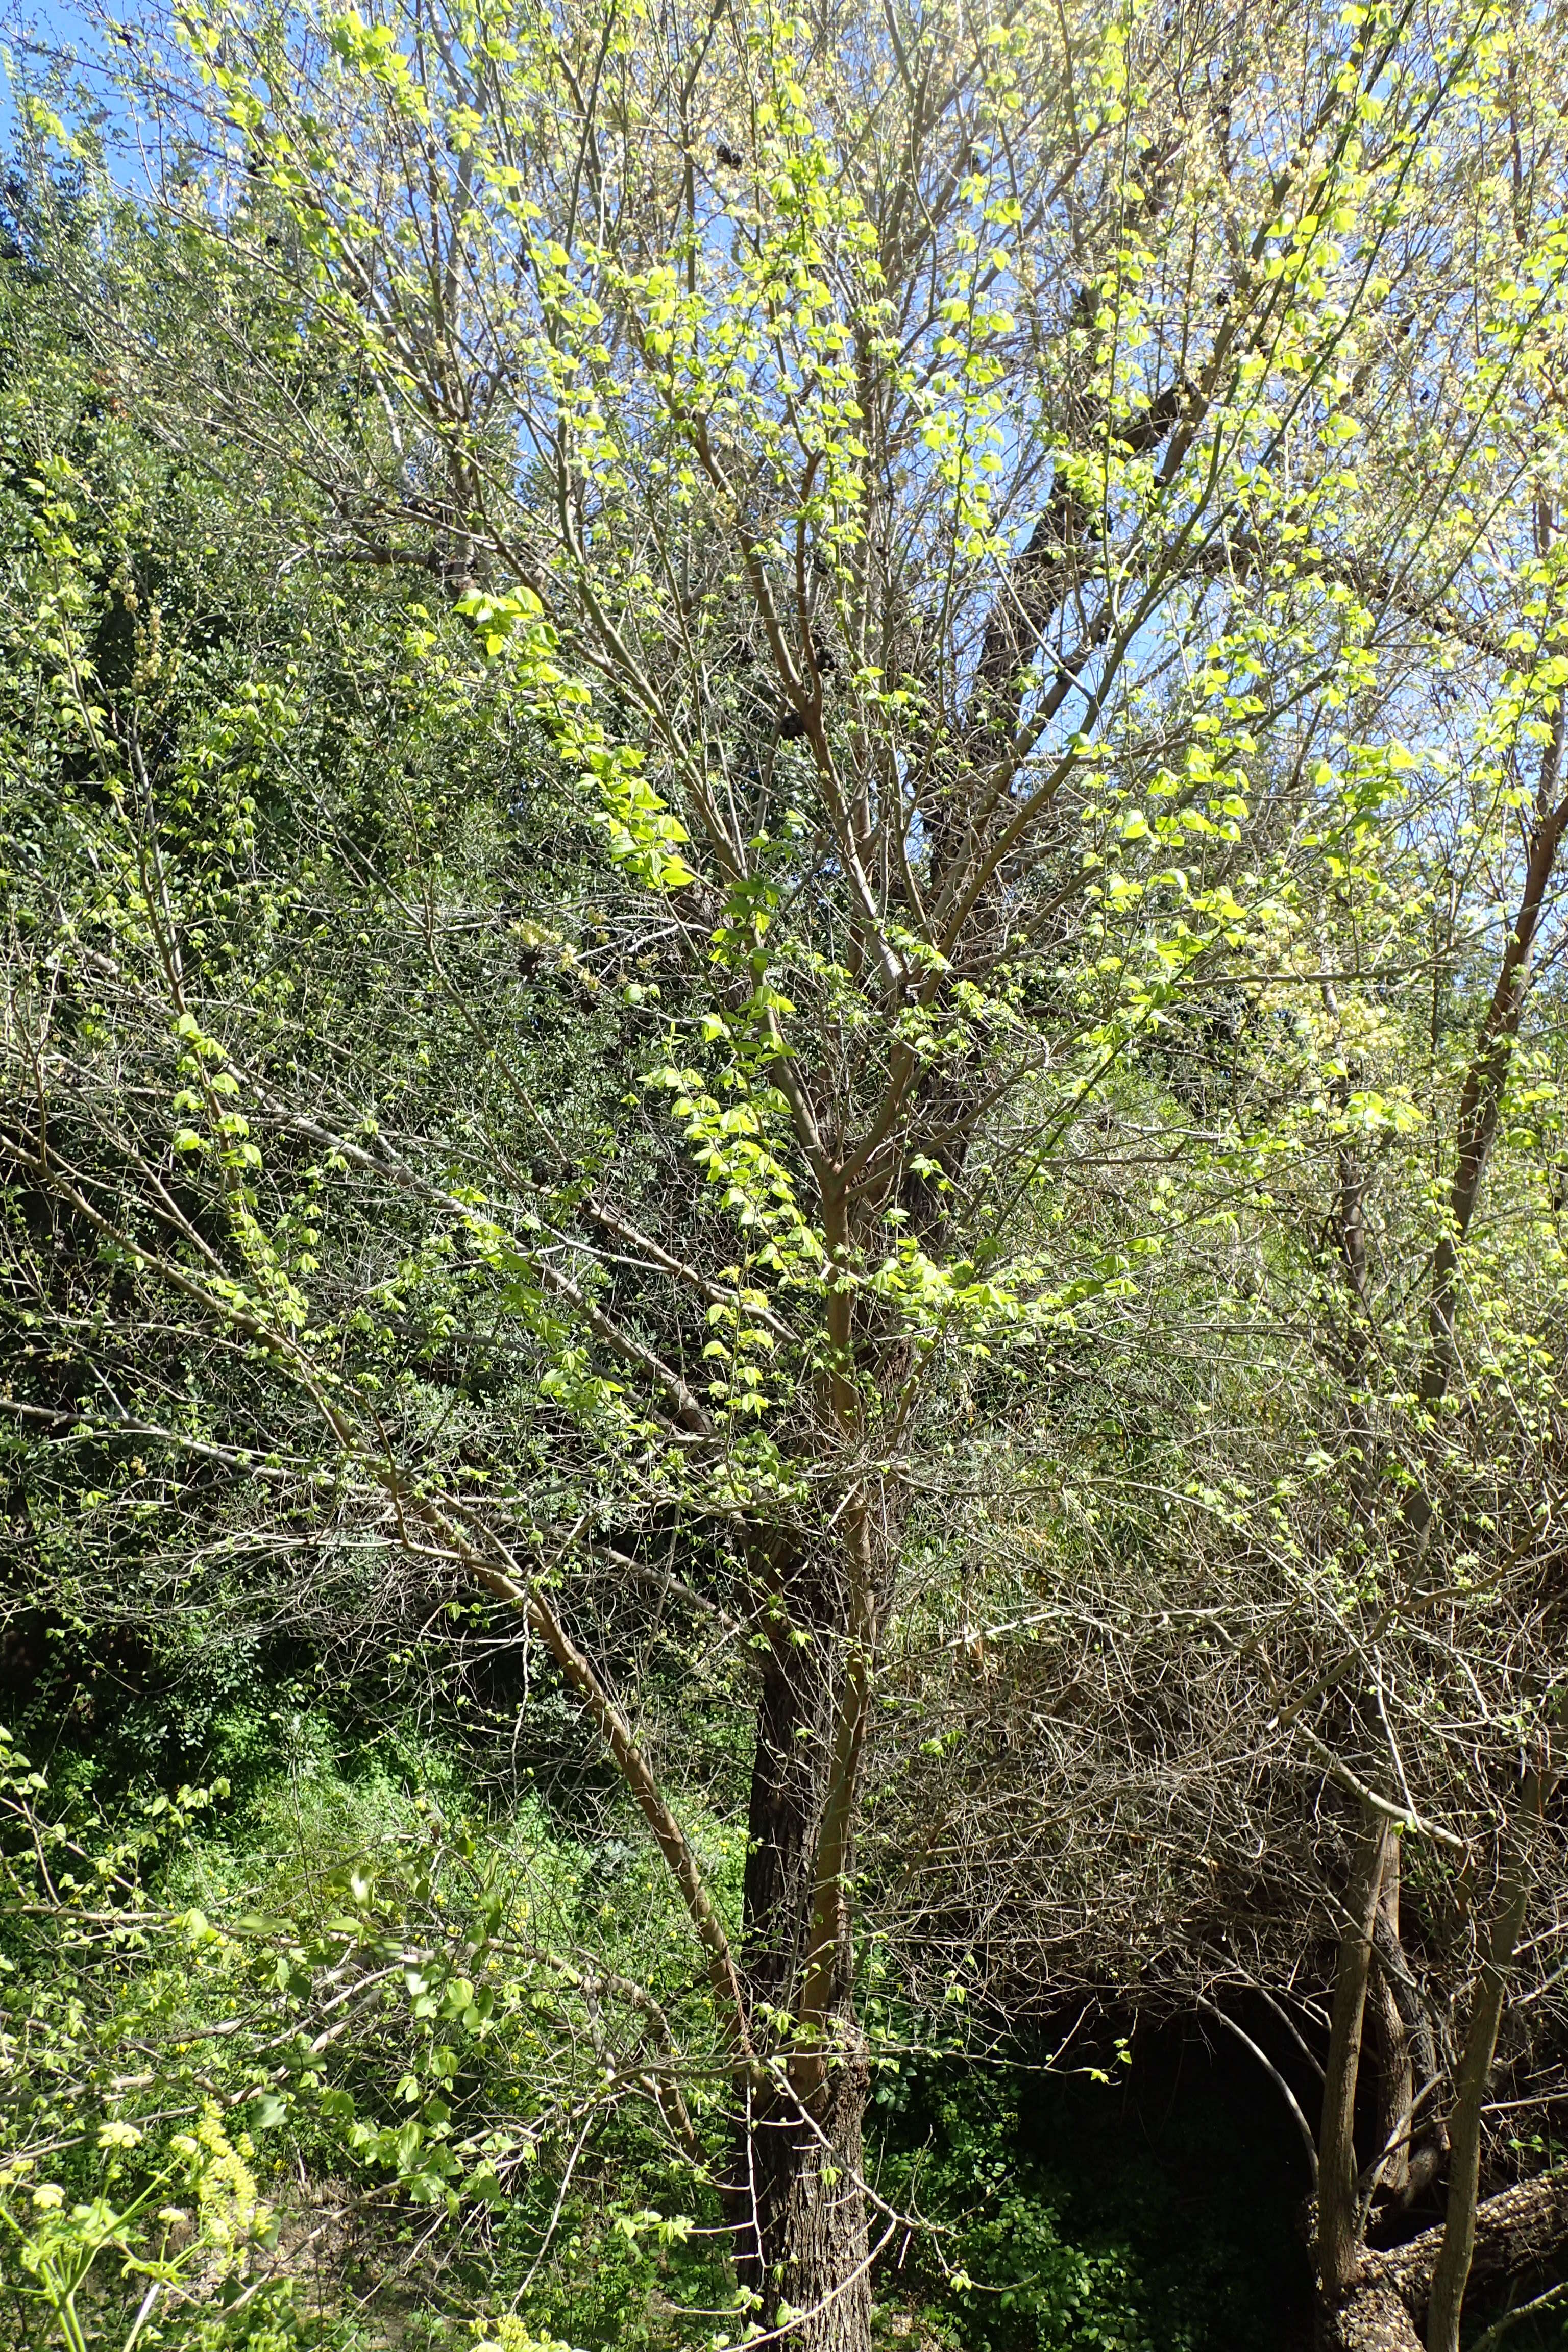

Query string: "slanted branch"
[[1321, 2169, 1568, 2352]]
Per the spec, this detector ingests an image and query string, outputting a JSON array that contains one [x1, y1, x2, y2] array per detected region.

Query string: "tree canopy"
[[4, 3, 1568, 2349]]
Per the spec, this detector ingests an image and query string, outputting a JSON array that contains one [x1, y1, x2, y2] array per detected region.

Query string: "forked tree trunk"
[[1315, 1805, 1558, 2352]]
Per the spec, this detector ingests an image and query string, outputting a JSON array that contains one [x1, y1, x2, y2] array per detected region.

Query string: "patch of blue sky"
[[3, 3, 117, 145]]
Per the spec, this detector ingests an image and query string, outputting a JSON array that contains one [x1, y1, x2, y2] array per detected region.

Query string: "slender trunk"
[[1370, 1842, 1413, 2203], [1425, 1855, 1533, 2352], [1318, 1811, 1397, 2307], [1407, 702, 1567, 1547], [1318, 691, 1567, 2341]]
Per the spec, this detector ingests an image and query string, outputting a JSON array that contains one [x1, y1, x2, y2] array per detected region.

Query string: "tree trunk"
[[1316, 2169, 1568, 2351], [1370, 1844, 1413, 2203], [1398, 2167, 1568, 2318], [740, 2046, 873, 2350], [732, 1618, 874, 2352], [1318, 1811, 1398, 2298], [1372, 1901, 1448, 2209], [1425, 1859, 1533, 2352], [1318, 2283, 1424, 2352], [740, 1637, 816, 2028]]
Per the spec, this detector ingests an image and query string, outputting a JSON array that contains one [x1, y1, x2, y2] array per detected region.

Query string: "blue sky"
[[2, 3, 135, 161]]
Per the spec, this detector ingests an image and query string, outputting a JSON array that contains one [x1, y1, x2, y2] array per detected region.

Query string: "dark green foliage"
[[872, 2055, 1308, 2352]]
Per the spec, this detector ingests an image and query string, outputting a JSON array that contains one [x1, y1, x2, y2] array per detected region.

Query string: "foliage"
[[871, 2061, 1299, 2352], [4, 0, 1568, 2346]]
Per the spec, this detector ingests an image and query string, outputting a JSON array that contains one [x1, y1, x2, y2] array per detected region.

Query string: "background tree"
[[884, 508, 1568, 2348]]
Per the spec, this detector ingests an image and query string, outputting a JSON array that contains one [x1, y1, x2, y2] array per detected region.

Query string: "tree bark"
[[1371, 1902, 1448, 2208], [1370, 1842, 1413, 2204], [1318, 2283, 1424, 2352], [1400, 2167, 1568, 2317], [740, 1638, 816, 2028], [739, 2045, 873, 2351], [1425, 1851, 1534, 2352], [731, 1586, 874, 2351], [1317, 2169, 1568, 2351], [1319, 1811, 1398, 2299]]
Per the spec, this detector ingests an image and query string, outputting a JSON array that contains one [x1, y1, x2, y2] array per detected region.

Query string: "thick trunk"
[[1317, 2284, 1424, 2352], [1400, 2167, 1568, 2317], [732, 1622, 874, 2352], [741, 1639, 816, 2023], [739, 2047, 873, 2349], [1316, 2169, 1568, 2352]]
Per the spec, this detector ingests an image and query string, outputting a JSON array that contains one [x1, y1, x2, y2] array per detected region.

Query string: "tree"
[[1303, 592, 1568, 2352], [6, 0, 1568, 2342], [887, 506, 1568, 2348]]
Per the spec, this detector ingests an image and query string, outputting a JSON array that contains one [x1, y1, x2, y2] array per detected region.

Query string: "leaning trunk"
[[1425, 1844, 1534, 2352]]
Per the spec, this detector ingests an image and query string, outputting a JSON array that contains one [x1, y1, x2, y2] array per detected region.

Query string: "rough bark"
[[740, 1637, 816, 2027], [732, 1593, 874, 2351], [1371, 1904, 1448, 2207], [739, 2047, 873, 2351], [1370, 1844, 1413, 2203], [1395, 2167, 1568, 2315], [1318, 2169, 1568, 2352], [1318, 2283, 1424, 2352], [1318, 1811, 1398, 2297]]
